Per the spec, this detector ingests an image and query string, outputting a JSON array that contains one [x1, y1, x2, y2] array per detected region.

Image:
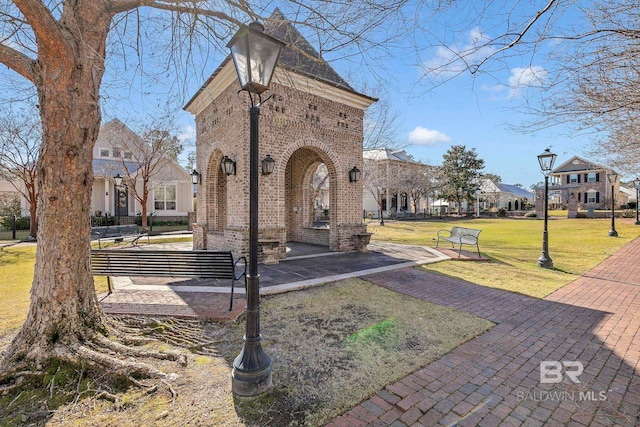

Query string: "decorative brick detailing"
[[190, 72, 372, 260]]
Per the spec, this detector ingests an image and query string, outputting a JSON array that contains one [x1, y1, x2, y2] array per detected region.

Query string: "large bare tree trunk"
[[3, 3, 110, 366]]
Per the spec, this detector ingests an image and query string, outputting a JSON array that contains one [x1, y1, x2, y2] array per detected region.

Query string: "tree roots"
[[1, 318, 188, 405]]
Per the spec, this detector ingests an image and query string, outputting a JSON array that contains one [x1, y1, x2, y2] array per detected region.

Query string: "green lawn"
[[0, 237, 192, 336], [369, 215, 640, 298]]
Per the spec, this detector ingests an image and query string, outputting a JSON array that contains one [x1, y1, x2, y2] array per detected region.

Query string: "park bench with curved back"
[[91, 249, 247, 311], [436, 226, 482, 258]]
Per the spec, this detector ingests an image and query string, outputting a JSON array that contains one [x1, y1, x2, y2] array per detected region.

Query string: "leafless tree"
[[0, 109, 41, 238], [0, 0, 419, 383], [397, 162, 431, 215], [309, 163, 329, 223], [114, 118, 183, 231], [362, 158, 391, 224], [421, 0, 640, 172]]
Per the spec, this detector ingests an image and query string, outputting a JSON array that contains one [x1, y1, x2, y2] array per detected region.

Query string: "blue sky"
[[91, 2, 599, 189]]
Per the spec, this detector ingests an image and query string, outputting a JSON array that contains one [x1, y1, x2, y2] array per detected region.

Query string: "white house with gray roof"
[[479, 179, 534, 211]]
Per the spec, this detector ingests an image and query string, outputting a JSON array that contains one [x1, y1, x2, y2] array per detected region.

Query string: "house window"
[[124, 152, 133, 160], [569, 174, 578, 183], [587, 191, 598, 203], [154, 184, 176, 210], [100, 149, 109, 157], [587, 172, 597, 182], [113, 148, 121, 158]]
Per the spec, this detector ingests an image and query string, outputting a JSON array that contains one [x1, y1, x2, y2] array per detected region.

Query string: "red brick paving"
[[327, 237, 640, 427], [100, 290, 246, 321]]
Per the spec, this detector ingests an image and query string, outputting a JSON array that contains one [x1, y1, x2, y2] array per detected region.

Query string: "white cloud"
[[480, 66, 549, 99], [421, 27, 497, 78], [177, 125, 196, 145], [408, 126, 451, 146], [507, 66, 548, 97]]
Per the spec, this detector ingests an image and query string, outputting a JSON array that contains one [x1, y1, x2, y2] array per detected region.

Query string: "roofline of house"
[[184, 60, 377, 116]]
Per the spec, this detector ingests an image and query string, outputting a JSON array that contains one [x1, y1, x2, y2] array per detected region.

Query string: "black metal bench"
[[91, 224, 149, 248], [91, 249, 247, 311], [436, 226, 482, 258]]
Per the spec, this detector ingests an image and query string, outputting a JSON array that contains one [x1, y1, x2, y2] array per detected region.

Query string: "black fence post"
[[12, 214, 16, 240]]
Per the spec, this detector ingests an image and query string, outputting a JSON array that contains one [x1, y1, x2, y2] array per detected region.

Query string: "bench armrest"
[[234, 256, 247, 281], [436, 229, 451, 238], [459, 233, 479, 244]]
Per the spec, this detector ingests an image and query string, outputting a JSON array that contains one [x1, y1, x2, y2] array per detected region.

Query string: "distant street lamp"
[[114, 173, 123, 225], [607, 171, 618, 237], [537, 148, 556, 268], [475, 187, 481, 218], [227, 21, 284, 397], [634, 177, 640, 225]]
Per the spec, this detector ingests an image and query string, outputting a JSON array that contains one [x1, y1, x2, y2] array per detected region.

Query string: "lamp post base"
[[635, 220, 640, 226], [231, 347, 272, 397], [608, 229, 618, 237], [537, 254, 553, 269]]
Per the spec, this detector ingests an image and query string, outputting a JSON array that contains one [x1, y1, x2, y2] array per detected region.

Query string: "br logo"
[[540, 361, 583, 384]]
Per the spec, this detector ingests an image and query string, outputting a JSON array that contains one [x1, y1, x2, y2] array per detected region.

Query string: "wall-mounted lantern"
[[221, 156, 236, 176], [190, 169, 201, 185], [348, 166, 361, 183], [262, 155, 275, 175]]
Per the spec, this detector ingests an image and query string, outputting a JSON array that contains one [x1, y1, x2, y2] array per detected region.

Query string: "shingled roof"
[[264, 8, 355, 92], [184, 9, 373, 111]]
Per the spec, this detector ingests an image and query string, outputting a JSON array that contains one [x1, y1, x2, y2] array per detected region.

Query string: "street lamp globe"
[[227, 22, 285, 95], [537, 148, 557, 175]]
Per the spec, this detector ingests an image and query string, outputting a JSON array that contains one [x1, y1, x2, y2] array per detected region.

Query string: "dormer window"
[[124, 152, 132, 160], [100, 149, 109, 157]]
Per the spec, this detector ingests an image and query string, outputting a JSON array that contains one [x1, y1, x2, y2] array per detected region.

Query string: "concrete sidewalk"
[[328, 238, 640, 426], [99, 241, 448, 320]]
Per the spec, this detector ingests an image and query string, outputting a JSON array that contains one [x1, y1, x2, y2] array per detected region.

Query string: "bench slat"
[[91, 249, 246, 311]]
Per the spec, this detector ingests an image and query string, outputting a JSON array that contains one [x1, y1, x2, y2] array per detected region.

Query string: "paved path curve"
[[328, 238, 640, 426]]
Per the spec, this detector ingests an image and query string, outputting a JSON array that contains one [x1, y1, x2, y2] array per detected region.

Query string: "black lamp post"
[[634, 178, 640, 226], [607, 171, 618, 237], [227, 21, 284, 397], [114, 173, 123, 225], [537, 148, 556, 268]]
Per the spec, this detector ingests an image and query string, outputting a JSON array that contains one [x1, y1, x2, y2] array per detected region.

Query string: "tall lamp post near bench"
[[537, 148, 556, 269], [634, 177, 640, 226], [227, 21, 285, 397], [607, 171, 618, 237]]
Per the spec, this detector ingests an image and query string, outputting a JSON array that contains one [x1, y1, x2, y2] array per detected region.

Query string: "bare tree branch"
[[0, 43, 36, 82]]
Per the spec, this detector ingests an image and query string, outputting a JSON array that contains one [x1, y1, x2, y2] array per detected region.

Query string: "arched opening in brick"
[[284, 147, 336, 246], [206, 150, 227, 232], [309, 163, 329, 227]]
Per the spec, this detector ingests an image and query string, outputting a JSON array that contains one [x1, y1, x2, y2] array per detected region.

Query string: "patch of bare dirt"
[[0, 279, 493, 426]]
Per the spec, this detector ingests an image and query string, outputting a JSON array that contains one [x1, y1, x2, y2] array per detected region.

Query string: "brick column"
[[535, 190, 543, 218], [567, 192, 578, 218]]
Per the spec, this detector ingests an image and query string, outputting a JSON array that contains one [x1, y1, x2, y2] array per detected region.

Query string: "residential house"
[[362, 148, 431, 218], [1, 119, 193, 222], [92, 119, 193, 220], [479, 179, 534, 211], [549, 156, 622, 210]]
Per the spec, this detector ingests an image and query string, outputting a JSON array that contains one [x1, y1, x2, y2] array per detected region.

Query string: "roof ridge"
[[264, 8, 355, 91]]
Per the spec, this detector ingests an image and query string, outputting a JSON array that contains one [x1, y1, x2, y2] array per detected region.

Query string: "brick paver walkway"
[[328, 238, 640, 426]]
